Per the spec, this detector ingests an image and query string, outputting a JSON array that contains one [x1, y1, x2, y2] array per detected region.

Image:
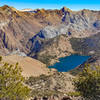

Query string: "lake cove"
[[48, 55, 90, 72]]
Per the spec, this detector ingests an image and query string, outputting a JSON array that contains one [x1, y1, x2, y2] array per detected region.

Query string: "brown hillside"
[[2, 55, 49, 77]]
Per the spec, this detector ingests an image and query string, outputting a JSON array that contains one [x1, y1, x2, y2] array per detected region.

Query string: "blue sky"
[[0, 0, 100, 10]]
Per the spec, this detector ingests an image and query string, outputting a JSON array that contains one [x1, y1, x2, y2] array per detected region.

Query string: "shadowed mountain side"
[[70, 32, 100, 56]]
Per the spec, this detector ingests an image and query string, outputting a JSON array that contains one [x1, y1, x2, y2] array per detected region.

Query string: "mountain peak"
[[61, 6, 71, 12], [0, 5, 10, 10], [0, 5, 17, 12]]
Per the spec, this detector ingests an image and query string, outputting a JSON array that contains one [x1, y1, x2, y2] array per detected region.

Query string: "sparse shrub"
[[74, 64, 100, 100], [67, 92, 81, 97], [0, 56, 2, 62]]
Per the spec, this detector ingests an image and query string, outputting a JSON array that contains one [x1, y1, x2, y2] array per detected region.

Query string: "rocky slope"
[[0, 5, 100, 65], [0, 5, 62, 55], [32, 35, 74, 65], [25, 7, 100, 64], [25, 72, 78, 100], [70, 32, 100, 56]]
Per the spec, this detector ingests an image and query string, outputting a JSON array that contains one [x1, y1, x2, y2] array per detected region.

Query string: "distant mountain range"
[[0, 5, 100, 65], [20, 8, 37, 13]]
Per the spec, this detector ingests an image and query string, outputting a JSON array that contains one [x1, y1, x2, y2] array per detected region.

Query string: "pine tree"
[[0, 57, 31, 100]]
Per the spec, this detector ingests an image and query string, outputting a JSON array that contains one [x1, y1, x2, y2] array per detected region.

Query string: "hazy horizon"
[[0, 0, 100, 11]]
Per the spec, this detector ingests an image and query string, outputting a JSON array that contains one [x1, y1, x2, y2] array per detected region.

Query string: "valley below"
[[0, 5, 100, 100]]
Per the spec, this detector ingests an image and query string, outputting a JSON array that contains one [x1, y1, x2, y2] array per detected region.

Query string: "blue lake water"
[[48, 54, 90, 72]]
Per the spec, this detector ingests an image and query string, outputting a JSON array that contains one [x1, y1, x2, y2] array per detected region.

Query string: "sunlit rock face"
[[37, 25, 68, 39], [32, 8, 100, 40]]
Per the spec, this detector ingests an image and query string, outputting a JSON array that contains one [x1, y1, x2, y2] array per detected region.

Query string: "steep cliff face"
[[0, 5, 41, 54]]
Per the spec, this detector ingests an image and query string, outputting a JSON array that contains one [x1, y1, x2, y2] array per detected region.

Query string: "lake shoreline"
[[48, 54, 91, 72]]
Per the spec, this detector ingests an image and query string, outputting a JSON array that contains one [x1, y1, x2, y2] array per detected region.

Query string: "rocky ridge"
[[0, 5, 100, 65]]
